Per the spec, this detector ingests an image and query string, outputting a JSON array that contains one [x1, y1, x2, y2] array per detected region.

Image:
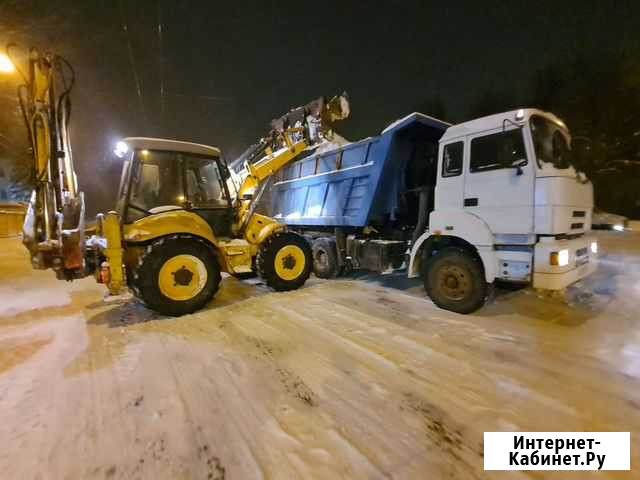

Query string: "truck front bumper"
[[532, 235, 597, 290]]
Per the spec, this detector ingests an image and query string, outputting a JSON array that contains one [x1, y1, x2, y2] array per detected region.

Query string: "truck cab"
[[410, 108, 597, 312]]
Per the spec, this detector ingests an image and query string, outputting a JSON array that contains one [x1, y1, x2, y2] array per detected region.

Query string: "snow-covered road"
[[0, 229, 638, 479]]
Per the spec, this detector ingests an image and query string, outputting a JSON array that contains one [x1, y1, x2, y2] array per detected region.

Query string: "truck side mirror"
[[511, 158, 527, 176]]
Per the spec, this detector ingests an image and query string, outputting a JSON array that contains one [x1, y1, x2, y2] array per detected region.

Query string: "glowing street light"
[[0, 53, 15, 73]]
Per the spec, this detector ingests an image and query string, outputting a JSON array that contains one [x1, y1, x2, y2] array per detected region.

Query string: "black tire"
[[312, 237, 339, 279], [257, 231, 312, 291], [130, 235, 221, 316], [422, 246, 488, 314]]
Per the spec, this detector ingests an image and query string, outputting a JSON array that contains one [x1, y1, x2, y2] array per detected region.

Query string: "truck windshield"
[[530, 115, 574, 170]]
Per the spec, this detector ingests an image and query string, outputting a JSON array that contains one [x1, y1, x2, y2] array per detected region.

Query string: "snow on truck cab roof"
[[121, 137, 221, 157], [440, 108, 569, 143]]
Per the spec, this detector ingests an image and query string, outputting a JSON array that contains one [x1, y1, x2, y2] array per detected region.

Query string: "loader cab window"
[[183, 155, 229, 208], [126, 149, 184, 222], [115, 154, 133, 216], [470, 129, 526, 173]]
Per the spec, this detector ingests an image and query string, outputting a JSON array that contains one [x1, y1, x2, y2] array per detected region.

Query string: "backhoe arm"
[[9, 45, 86, 279]]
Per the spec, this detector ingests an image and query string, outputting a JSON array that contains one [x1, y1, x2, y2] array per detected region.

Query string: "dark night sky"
[[1, 0, 639, 214]]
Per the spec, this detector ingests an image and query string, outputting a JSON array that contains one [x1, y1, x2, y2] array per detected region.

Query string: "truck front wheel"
[[422, 247, 487, 314]]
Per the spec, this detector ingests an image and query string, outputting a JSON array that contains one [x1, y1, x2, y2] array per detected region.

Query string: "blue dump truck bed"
[[269, 113, 450, 228]]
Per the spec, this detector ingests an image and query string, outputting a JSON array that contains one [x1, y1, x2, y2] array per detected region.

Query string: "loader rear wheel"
[[312, 237, 339, 279], [131, 235, 221, 316], [422, 247, 487, 314], [257, 232, 312, 291]]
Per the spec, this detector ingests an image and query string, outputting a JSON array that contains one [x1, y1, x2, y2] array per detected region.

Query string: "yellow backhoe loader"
[[8, 45, 349, 315]]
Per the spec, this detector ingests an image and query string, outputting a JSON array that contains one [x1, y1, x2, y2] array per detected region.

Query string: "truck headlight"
[[550, 249, 570, 266], [590, 241, 598, 254], [613, 224, 624, 232]]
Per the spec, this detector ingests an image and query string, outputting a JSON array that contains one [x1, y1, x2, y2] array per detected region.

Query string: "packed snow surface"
[[0, 227, 639, 479]]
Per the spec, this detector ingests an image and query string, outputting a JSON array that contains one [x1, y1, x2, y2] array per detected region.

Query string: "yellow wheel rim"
[[158, 254, 207, 301], [274, 245, 306, 281]]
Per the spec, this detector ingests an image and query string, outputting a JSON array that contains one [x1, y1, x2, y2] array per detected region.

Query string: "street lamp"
[[0, 53, 14, 73]]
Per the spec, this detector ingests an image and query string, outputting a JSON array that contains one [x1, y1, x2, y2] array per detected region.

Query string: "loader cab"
[[114, 137, 234, 237]]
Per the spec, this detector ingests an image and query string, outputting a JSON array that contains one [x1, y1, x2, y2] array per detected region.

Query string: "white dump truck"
[[263, 108, 598, 313], [408, 108, 597, 312]]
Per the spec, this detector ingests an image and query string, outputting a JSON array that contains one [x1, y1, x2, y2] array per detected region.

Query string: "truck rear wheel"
[[422, 247, 487, 314], [312, 237, 339, 278], [257, 232, 312, 291], [131, 235, 221, 316]]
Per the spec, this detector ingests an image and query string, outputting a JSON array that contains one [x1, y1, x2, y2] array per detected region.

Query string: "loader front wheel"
[[132, 235, 221, 316], [257, 232, 312, 291]]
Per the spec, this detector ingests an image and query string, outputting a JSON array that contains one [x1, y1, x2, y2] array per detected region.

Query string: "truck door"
[[463, 127, 534, 234]]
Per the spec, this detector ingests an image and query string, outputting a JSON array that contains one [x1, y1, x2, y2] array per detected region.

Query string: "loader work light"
[[550, 249, 570, 266], [114, 141, 129, 158]]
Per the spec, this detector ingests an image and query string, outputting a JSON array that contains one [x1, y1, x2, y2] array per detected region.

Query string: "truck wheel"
[[257, 232, 312, 291], [312, 237, 339, 278], [131, 235, 221, 316], [422, 247, 487, 314]]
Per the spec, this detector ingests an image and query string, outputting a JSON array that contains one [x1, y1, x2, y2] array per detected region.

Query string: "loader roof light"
[[515, 109, 525, 121], [114, 141, 129, 158], [550, 249, 569, 267]]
